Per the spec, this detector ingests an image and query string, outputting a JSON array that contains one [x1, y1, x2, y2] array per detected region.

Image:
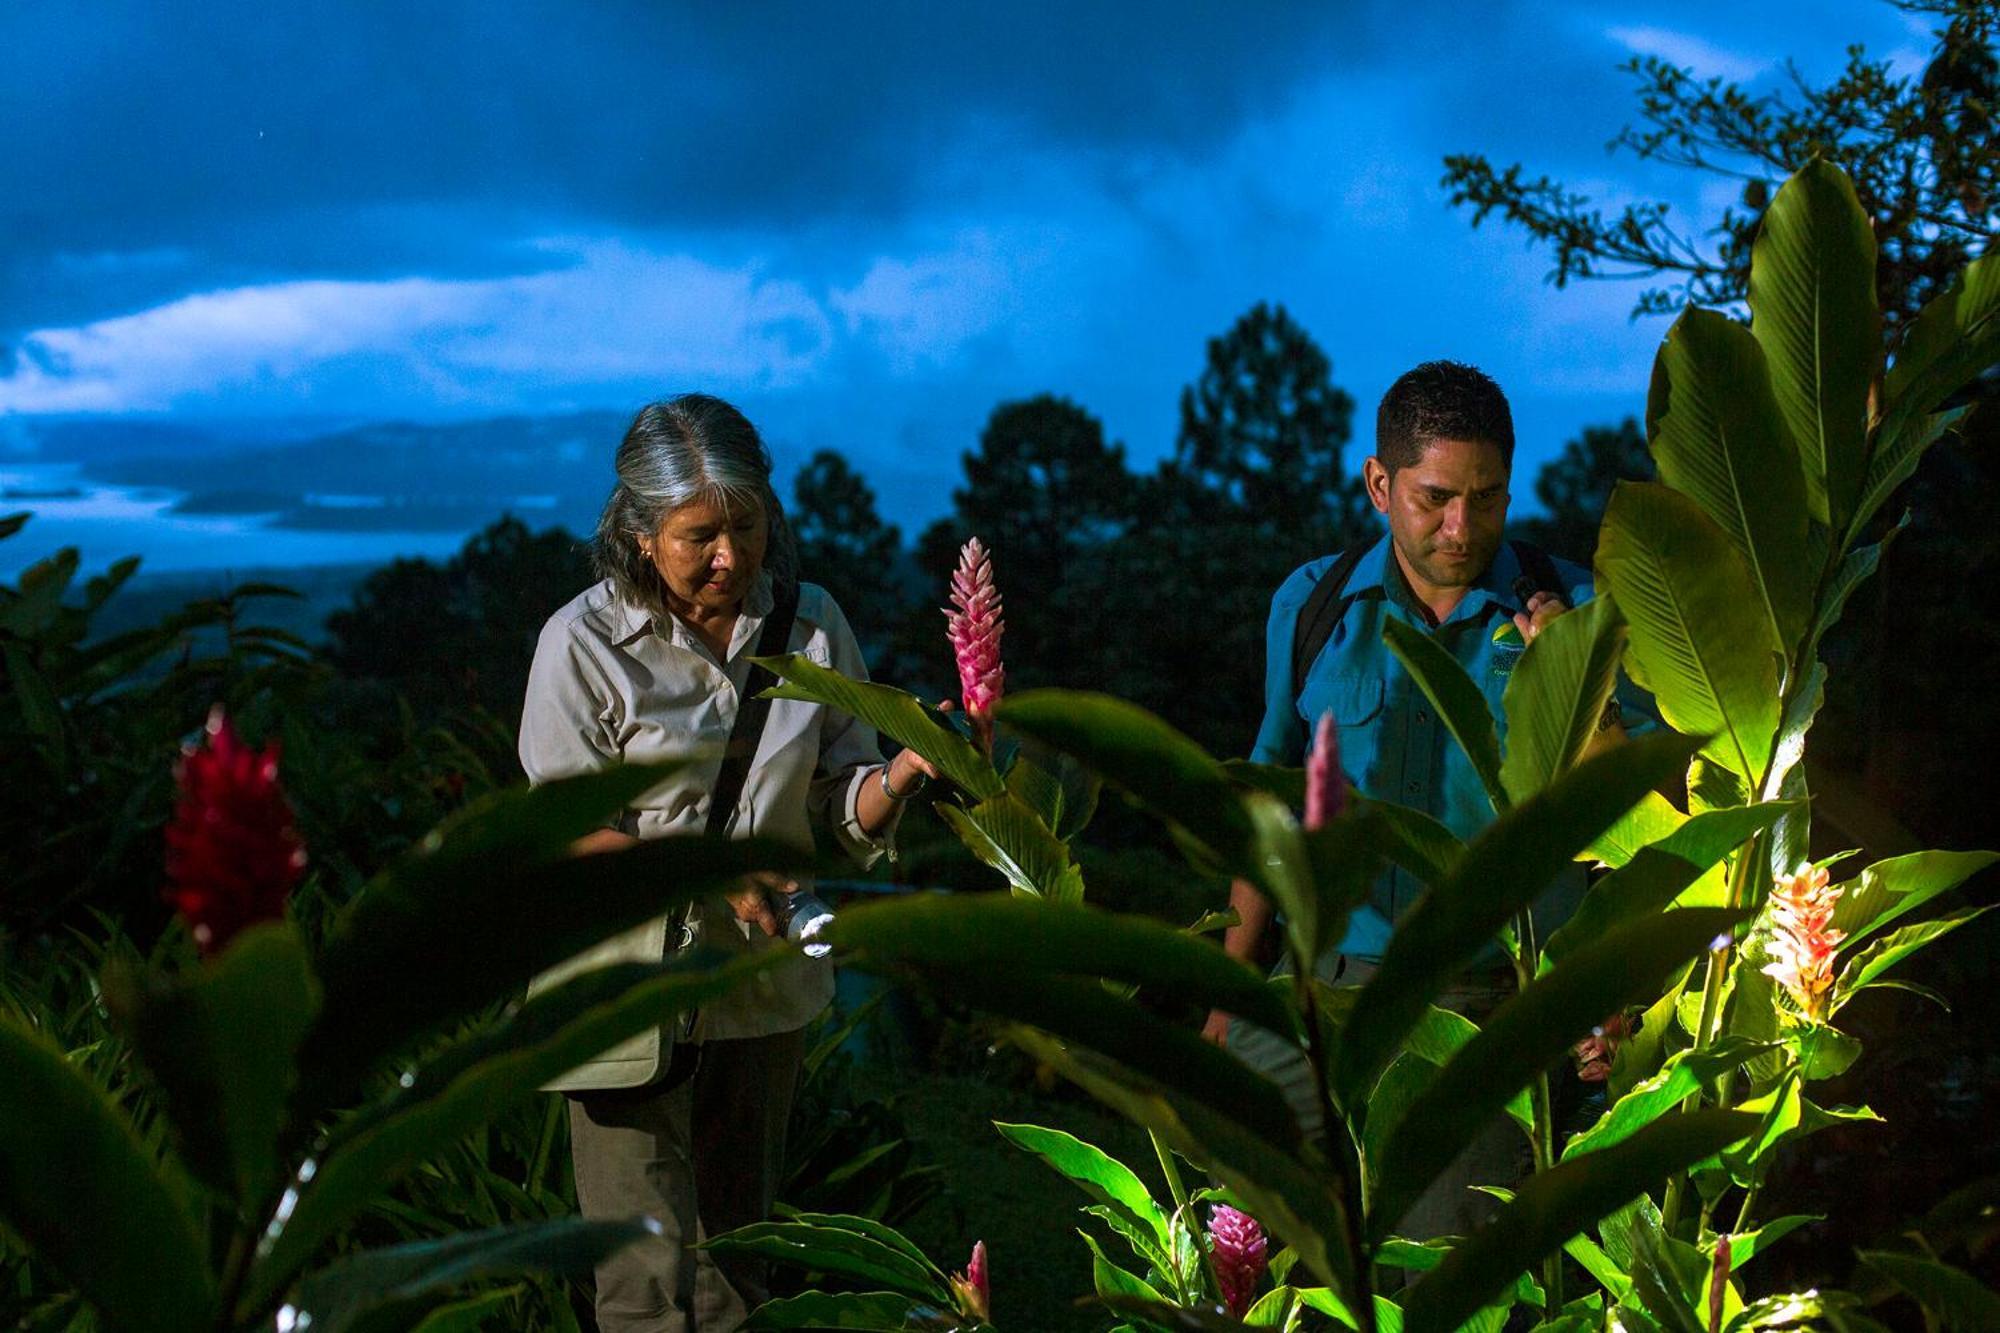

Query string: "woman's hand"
[[727, 870, 799, 937]]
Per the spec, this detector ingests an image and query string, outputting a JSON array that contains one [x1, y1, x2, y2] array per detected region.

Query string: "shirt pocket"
[[1299, 672, 1386, 730]]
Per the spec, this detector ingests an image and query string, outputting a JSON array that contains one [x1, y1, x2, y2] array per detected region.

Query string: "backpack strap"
[[1508, 539, 1563, 603], [1289, 538, 1377, 703], [706, 575, 802, 838]]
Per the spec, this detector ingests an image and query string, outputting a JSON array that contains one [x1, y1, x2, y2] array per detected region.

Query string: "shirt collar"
[[1359, 534, 1520, 626], [603, 568, 776, 648]]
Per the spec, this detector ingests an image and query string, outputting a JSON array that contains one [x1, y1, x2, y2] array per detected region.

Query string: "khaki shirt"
[[519, 572, 892, 1087]]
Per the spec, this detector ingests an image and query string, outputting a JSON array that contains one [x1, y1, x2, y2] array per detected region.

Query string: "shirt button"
[[1416, 710, 1430, 723]]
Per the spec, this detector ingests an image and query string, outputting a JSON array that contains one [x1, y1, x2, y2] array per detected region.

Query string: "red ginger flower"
[[1304, 711, 1343, 831], [1207, 1204, 1267, 1318], [944, 538, 1004, 750], [1761, 864, 1845, 1022], [165, 706, 306, 958], [948, 1240, 989, 1321]]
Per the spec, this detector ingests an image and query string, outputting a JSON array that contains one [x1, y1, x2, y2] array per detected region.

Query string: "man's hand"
[[727, 870, 798, 937], [1200, 1009, 1232, 1047], [1513, 591, 1567, 643]]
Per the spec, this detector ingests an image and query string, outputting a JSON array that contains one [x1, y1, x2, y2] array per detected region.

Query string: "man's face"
[[1364, 437, 1511, 592]]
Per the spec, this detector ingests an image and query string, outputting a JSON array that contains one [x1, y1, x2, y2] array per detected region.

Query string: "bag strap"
[[1509, 539, 1562, 603], [1290, 538, 1377, 703], [706, 576, 802, 838]]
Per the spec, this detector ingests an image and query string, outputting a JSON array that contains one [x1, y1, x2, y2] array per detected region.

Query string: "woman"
[[519, 394, 937, 1333]]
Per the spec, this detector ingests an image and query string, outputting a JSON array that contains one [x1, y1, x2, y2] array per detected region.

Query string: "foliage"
[[1510, 417, 1654, 566]]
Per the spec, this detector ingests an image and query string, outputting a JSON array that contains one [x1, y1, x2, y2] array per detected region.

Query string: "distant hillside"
[[80, 413, 626, 535], [89, 563, 380, 647]]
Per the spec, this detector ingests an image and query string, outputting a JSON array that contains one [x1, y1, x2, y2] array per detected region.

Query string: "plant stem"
[[1298, 971, 1376, 1333], [1150, 1129, 1225, 1308], [1732, 1180, 1763, 1236], [1509, 908, 1565, 1318]]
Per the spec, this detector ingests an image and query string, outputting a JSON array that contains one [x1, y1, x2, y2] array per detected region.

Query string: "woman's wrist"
[[879, 759, 928, 802]]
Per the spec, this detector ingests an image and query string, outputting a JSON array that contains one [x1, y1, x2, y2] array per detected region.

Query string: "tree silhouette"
[[1509, 417, 1654, 564], [791, 448, 905, 658]]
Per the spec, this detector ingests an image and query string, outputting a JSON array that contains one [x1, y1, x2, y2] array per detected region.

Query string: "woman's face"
[[644, 493, 768, 615]]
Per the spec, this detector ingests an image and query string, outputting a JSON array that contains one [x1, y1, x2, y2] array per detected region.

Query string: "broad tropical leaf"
[[1834, 905, 1998, 999], [1362, 798, 1466, 885], [1746, 159, 1879, 530], [743, 1291, 929, 1330], [1563, 1036, 1782, 1160], [827, 895, 1294, 1037], [1849, 406, 1974, 549], [1829, 850, 1999, 951], [1500, 593, 1628, 805], [705, 1220, 952, 1304], [287, 1218, 655, 1333], [102, 922, 319, 1206], [0, 1019, 216, 1333], [1370, 907, 1743, 1239], [1585, 791, 1688, 869], [994, 1122, 1171, 1262], [1597, 483, 1780, 785], [1382, 616, 1506, 811], [937, 792, 1082, 902], [759, 652, 1004, 799], [1398, 1111, 1758, 1333], [1856, 1250, 2000, 1333], [1006, 742, 1103, 841], [1647, 309, 1811, 652], [1333, 731, 1701, 1107]]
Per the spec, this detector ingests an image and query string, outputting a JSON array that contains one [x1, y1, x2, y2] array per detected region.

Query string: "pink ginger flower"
[[948, 1240, 989, 1321], [1760, 864, 1846, 1023], [1304, 711, 1344, 830], [1207, 1205, 1267, 1318], [944, 538, 1005, 750], [164, 706, 307, 958]]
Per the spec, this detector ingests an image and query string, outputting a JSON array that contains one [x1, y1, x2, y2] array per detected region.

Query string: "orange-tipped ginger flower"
[[164, 706, 306, 958], [1761, 864, 1846, 1023], [944, 538, 1004, 751], [948, 1240, 989, 1322], [1208, 1205, 1267, 1318], [1304, 711, 1343, 831]]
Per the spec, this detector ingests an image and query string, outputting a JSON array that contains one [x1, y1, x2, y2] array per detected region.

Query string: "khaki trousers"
[[567, 1028, 807, 1333], [1226, 955, 1531, 1244]]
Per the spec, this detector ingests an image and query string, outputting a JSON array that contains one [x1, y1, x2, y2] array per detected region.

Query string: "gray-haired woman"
[[519, 394, 937, 1332]]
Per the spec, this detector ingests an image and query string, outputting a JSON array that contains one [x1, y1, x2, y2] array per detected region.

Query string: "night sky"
[[0, 1, 1935, 565]]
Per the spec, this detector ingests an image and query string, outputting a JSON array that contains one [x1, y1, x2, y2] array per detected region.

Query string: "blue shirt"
[[1252, 535, 1623, 963]]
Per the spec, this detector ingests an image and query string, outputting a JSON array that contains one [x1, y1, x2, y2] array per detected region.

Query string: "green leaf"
[[1648, 308, 1810, 650], [0, 510, 27, 540], [1585, 791, 1688, 869], [1397, 1006, 1532, 1133], [1362, 798, 1466, 885], [1373, 1239, 1544, 1306], [1598, 482, 1781, 785], [0, 1019, 216, 1333], [1835, 905, 1998, 998], [1746, 158, 1879, 531], [759, 652, 1004, 799], [1083, 1230, 1168, 1305], [742, 1291, 927, 1330], [1728, 1289, 1893, 1332], [1334, 731, 1701, 1107], [1850, 406, 1974, 546], [3, 641, 68, 774], [102, 922, 319, 1206], [1564, 1037, 1782, 1161], [1382, 616, 1507, 811], [995, 1122, 1170, 1260], [999, 691, 1257, 877], [1545, 804, 1794, 962], [1865, 247, 2000, 534], [1830, 850, 1999, 952], [1561, 1232, 1633, 1301], [1007, 743, 1103, 841], [299, 797, 807, 1112], [1798, 1024, 1862, 1079], [0, 547, 79, 635], [249, 952, 781, 1313], [1501, 594, 1628, 804], [1371, 907, 1743, 1239], [894, 967, 1300, 1152], [1716, 1214, 1819, 1275], [1243, 1286, 1299, 1327], [288, 1218, 655, 1333], [1856, 1249, 2000, 1333], [829, 895, 1294, 1038], [1097, 1296, 1262, 1331], [1010, 1029, 1354, 1296], [705, 1220, 952, 1305], [1295, 1290, 1407, 1333], [1398, 1111, 1758, 1333], [1806, 523, 1903, 668], [770, 1210, 947, 1286], [937, 792, 1082, 902], [1626, 1208, 1711, 1333]]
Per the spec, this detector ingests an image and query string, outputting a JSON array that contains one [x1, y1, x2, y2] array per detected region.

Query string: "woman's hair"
[[593, 393, 798, 619]]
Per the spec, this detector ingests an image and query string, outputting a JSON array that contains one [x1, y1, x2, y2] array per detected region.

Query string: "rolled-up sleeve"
[[519, 616, 620, 786], [805, 597, 895, 868]]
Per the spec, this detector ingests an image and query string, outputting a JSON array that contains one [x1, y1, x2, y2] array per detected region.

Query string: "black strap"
[[706, 577, 802, 838], [1289, 538, 1377, 702], [1288, 537, 1560, 703]]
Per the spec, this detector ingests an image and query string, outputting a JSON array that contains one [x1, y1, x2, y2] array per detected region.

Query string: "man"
[[1203, 360, 1633, 1239]]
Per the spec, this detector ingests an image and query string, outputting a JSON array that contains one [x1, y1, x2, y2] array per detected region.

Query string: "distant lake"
[[0, 461, 486, 578]]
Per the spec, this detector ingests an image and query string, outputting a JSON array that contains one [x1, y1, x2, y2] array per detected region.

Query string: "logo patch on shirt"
[[1490, 642, 1524, 677], [800, 644, 832, 666]]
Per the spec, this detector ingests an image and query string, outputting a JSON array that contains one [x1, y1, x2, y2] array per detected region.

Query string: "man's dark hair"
[[1374, 360, 1515, 473]]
